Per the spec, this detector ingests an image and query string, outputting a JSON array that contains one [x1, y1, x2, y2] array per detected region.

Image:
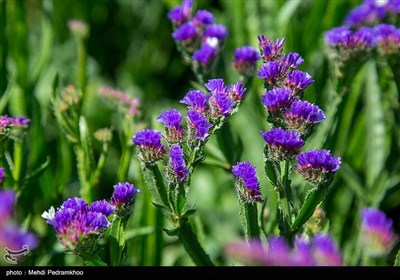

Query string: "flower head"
[[257, 61, 289, 87], [261, 128, 304, 161], [0, 224, 38, 254], [168, 0, 193, 25], [285, 100, 326, 135], [311, 234, 342, 266], [157, 109, 184, 142], [374, 23, 400, 55], [180, 90, 210, 114], [193, 10, 215, 26], [203, 24, 228, 42], [295, 149, 341, 186], [192, 43, 218, 66], [285, 70, 314, 93], [187, 110, 213, 141], [172, 21, 198, 42], [261, 87, 295, 116], [280, 52, 304, 69], [205, 78, 226, 94], [232, 46, 261, 76], [226, 82, 247, 102], [89, 200, 116, 216], [111, 182, 140, 208], [209, 93, 234, 117], [361, 208, 398, 257], [257, 36, 285, 62], [132, 129, 166, 163], [169, 144, 190, 182], [10, 116, 30, 128], [61, 197, 89, 213], [232, 161, 263, 203]]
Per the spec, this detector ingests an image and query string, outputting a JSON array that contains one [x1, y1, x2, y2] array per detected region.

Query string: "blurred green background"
[[1, 0, 399, 266]]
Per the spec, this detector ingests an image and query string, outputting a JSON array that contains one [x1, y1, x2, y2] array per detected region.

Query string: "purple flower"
[[187, 110, 213, 141], [89, 200, 116, 216], [205, 78, 226, 94], [132, 129, 166, 163], [311, 234, 342, 266], [111, 182, 140, 208], [285, 70, 314, 93], [324, 26, 352, 46], [168, 0, 193, 25], [193, 10, 215, 26], [257, 61, 289, 87], [344, 4, 376, 27], [232, 161, 262, 203], [295, 149, 341, 186], [0, 115, 12, 129], [225, 239, 269, 266], [209, 93, 234, 117], [226, 82, 247, 102], [0, 189, 16, 223], [261, 128, 304, 161], [361, 208, 398, 257], [257, 35, 285, 62], [172, 21, 198, 42], [180, 90, 211, 114], [353, 26, 377, 47], [232, 46, 261, 76], [169, 144, 189, 182], [0, 223, 38, 252], [156, 109, 184, 142], [203, 24, 228, 41], [61, 197, 89, 213], [192, 43, 218, 66], [280, 52, 304, 69], [374, 24, 400, 55], [285, 100, 326, 135], [10, 116, 30, 127], [261, 87, 294, 116], [48, 207, 110, 251], [0, 167, 5, 184]]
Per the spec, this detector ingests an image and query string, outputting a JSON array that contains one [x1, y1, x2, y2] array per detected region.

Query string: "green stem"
[[238, 198, 260, 241], [177, 219, 214, 266], [75, 145, 91, 202], [12, 140, 23, 190], [117, 145, 132, 182], [394, 247, 400, 266], [90, 142, 109, 187], [142, 163, 169, 207], [277, 160, 292, 237], [109, 218, 126, 266], [154, 208, 164, 266]]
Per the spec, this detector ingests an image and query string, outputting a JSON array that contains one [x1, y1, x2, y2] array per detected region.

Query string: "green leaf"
[[181, 209, 197, 219], [151, 201, 172, 217], [291, 186, 330, 234], [364, 60, 387, 189], [264, 160, 278, 186], [142, 163, 170, 208], [22, 156, 50, 186], [82, 256, 107, 266], [125, 226, 154, 240]]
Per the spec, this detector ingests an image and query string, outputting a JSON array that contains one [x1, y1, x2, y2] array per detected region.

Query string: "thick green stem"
[[238, 198, 260, 241], [177, 219, 214, 266], [12, 140, 23, 190], [277, 160, 292, 237], [109, 218, 126, 266]]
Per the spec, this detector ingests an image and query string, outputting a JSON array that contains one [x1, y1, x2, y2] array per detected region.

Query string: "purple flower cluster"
[[99, 86, 140, 118], [360, 208, 398, 257], [261, 128, 304, 161], [261, 87, 294, 117], [169, 144, 190, 182], [111, 182, 140, 212], [285, 100, 326, 135], [187, 110, 212, 141], [0, 114, 30, 133], [45, 197, 115, 251], [179, 90, 211, 113], [132, 129, 166, 163], [258, 36, 285, 62], [257, 61, 289, 87], [325, 26, 376, 49], [232, 46, 261, 77], [168, 0, 228, 69], [294, 149, 341, 186], [0, 189, 38, 257], [374, 23, 400, 55], [344, 0, 400, 28], [157, 109, 184, 143], [231, 161, 263, 203], [225, 234, 342, 266]]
